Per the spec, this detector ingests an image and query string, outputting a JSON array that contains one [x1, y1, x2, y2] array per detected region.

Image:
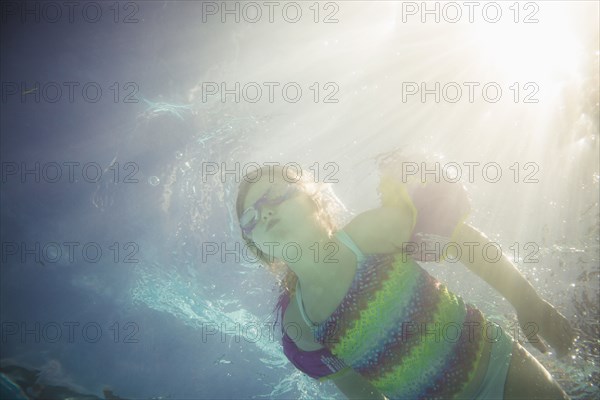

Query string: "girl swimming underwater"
[[235, 165, 575, 400]]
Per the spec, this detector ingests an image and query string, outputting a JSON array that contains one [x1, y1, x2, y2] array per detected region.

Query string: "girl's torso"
[[282, 215, 493, 398], [282, 218, 387, 351]]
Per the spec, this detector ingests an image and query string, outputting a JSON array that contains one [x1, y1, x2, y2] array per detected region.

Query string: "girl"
[[235, 165, 574, 399]]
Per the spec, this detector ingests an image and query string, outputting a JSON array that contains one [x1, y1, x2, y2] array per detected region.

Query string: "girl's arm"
[[449, 222, 538, 310], [448, 222, 575, 357]]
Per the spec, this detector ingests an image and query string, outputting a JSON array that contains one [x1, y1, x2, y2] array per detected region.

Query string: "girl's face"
[[240, 177, 324, 258]]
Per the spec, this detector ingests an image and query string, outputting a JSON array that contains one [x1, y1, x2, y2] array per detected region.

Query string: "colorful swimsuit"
[[276, 179, 496, 399], [282, 231, 487, 399]]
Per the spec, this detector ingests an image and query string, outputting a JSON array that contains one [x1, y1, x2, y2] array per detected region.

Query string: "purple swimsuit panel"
[[280, 295, 348, 379]]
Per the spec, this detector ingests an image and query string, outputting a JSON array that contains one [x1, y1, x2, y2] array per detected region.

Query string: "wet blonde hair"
[[235, 165, 341, 298]]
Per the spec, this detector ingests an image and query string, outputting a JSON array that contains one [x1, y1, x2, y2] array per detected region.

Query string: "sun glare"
[[474, 4, 584, 83]]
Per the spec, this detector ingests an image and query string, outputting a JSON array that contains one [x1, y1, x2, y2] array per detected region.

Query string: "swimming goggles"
[[240, 184, 300, 237]]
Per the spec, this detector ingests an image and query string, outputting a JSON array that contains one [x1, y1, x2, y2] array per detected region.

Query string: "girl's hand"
[[516, 296, 576, 358]]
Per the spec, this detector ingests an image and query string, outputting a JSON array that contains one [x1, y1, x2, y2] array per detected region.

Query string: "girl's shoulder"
[[343, 206, 413, 255]]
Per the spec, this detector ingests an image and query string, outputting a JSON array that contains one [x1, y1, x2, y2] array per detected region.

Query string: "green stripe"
[[332, 257, 420, 364]]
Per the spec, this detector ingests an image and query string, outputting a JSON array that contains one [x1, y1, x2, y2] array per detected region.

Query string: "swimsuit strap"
[[296, 280, 318, 328], [335, 229, 366, 262], [295, 230, 365, 328]]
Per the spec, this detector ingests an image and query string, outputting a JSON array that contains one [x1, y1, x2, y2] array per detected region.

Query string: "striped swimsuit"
[[292, 230, 487, 399]]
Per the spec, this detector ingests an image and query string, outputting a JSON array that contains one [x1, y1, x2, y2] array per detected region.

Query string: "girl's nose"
[[261, 208, 274, 221]]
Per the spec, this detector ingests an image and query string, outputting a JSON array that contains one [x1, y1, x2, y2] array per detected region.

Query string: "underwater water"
[[1, 1, 598, 399]]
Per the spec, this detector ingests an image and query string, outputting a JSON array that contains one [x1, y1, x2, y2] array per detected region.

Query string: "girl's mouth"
[[266, 218, 280, 232]]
